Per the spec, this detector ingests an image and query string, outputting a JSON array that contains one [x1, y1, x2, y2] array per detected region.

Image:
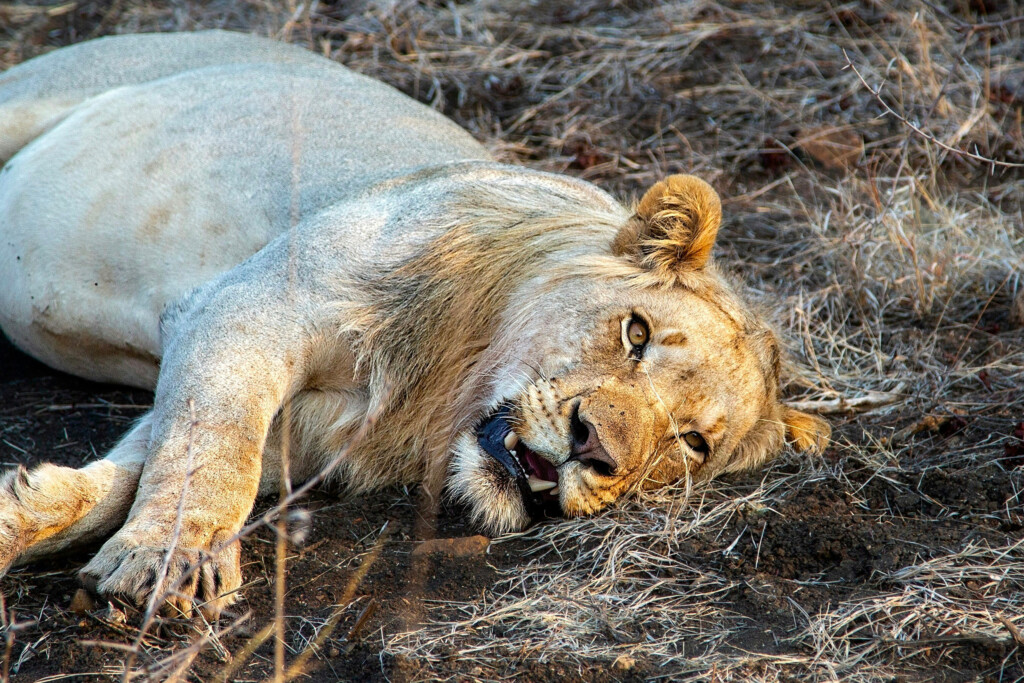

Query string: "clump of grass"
[[801, 539, 1024, 673]]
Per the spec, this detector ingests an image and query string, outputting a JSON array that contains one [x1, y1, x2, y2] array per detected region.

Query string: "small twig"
[[843, 50, 1024, 169], [342, 598, 377, 649], [277, 526, 389, 681], [122, 398, 201, 682], [997, 615, 1024, 647], [784, 390, 904, 415], [214, 622, 276, 683], [157, 614, 249, 683], [0, 596, 36, 683], [214, 392, 387, 564], [1, 595, 10, 683], [274, 397, 293, 683]]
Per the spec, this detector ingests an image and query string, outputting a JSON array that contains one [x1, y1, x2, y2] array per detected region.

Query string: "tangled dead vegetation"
[[1, 0, 1022, 681]]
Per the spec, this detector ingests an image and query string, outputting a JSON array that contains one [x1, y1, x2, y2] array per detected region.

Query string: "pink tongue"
[[523, 448, 559, 482]]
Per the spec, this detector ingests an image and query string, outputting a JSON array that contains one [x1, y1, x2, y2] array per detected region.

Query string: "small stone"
[[327, 647, 340, 658], [411, 535, 490, 557], [69, 589, 95, 614], [612, 654, 636, 671]]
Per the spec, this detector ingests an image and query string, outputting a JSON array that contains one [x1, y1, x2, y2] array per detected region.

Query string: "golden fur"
[[0, 32, 829, 618]]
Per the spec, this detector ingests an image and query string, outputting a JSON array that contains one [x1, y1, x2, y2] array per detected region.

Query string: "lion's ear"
[[783, 407, 831, 455], [612, 174, 722, 275]]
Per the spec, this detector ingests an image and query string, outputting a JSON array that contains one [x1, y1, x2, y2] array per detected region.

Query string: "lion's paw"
[[0, 468, 31, 575], [79, 529, 241, 620]]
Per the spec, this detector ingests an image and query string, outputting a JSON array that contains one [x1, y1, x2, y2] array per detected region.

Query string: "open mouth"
[[476, 405, 561, 520]]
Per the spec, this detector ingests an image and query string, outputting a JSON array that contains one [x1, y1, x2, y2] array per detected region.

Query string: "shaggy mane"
[[288, 170, 797, 496], [310, 176, 631, 493]]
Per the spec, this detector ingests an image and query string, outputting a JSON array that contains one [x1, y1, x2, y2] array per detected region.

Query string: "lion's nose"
[[570, 403, 618, 476]]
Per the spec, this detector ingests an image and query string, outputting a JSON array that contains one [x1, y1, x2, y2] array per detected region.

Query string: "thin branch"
[[784, 390, 904, 415], [842, 50, 1024, 169]]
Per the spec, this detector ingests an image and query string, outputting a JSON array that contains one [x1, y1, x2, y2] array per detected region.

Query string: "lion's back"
[[0, 32, 489, 387], [0, 31, 330, 164]]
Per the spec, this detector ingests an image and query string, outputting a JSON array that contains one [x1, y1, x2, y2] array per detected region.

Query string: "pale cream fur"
[[0, 32, 829, 617]]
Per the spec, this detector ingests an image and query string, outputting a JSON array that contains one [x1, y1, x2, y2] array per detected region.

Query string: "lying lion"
[[0, 31, 829, 617]]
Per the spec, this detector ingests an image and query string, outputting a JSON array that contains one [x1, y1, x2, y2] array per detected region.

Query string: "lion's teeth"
[[528, 476, 557, 493], [504, 431, 519, 451], [549, 486, 559, 496]]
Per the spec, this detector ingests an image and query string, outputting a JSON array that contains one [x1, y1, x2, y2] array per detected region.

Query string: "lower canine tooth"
[[504, 431, 519, 450], [549, 486, 559, 496], [528, 476, 557, 493]]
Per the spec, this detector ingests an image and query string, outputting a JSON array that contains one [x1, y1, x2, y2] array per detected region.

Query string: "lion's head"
[[431, 173, 830, 532], [341, 167, 827, 533]]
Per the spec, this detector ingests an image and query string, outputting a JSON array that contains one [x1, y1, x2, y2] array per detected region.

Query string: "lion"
[[0, 31, 829, 618]]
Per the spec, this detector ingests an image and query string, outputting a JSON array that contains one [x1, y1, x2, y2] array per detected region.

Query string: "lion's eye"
[[683, 431, 708, 453], [627, 319, 648, 347]]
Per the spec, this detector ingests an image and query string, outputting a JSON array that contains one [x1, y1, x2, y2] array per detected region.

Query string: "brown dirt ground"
[[1, 0, 1023, 681], [0, 336, 625, 681], [3, 332, 1021, 681]]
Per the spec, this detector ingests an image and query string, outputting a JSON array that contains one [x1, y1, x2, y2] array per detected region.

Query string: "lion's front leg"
[[79, 419, 264, 619], [80, 272, 315, 619]]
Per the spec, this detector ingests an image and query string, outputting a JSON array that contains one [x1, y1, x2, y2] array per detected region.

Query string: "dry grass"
[[1, 0, 1023, 680]]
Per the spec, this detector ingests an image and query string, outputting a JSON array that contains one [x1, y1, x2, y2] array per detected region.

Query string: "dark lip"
[[475, 405, 548, 521]]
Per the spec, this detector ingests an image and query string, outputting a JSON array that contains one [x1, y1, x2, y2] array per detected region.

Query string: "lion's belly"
[[0, 59, 488, 387]]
